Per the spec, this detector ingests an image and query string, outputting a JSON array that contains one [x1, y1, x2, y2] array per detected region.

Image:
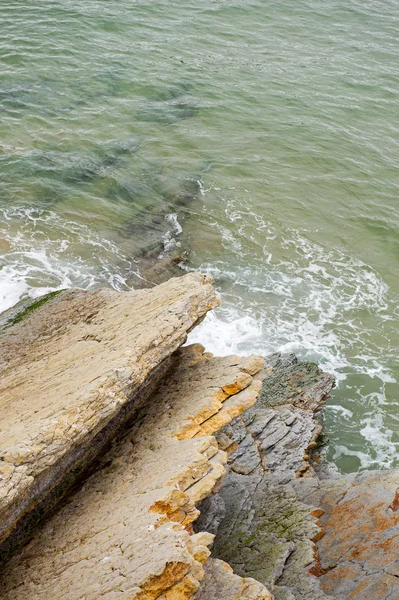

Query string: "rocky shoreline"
[[0, 273, 397, 599]]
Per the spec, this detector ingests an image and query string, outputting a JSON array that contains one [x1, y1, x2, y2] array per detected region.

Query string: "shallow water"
[[1, 0, 399, 472]]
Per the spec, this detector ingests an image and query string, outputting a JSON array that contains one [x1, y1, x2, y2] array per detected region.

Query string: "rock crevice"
[[3, 275, 395, 600]]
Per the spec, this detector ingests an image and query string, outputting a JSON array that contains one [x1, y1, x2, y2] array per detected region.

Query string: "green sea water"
[[1, 0, 399, 473]]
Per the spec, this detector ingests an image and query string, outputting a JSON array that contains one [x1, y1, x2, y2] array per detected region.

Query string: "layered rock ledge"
[[0, 343, 272, 599], [196, 353, 336, 600], [196, 352, 399, 600], [2, 272, 396, 600], [0, 273, 218, 558]]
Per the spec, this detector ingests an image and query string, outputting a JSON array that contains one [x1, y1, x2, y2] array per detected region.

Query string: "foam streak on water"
[[187, 187, 399, 472]]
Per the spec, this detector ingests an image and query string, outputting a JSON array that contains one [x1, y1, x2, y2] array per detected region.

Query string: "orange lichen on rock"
[[314, 470, 399, 599]]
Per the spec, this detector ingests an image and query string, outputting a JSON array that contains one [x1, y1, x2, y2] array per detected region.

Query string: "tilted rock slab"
[[196, 353, 335, 600], [0, 343, 273, 600], [0, 273, 218, 557]]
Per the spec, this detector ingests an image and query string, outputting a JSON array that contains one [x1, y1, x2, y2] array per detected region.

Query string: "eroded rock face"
[[193, 349, 399, 600], [196, 353, 335, 600], [194, 558, 273, 600], [0, 273, 218, 558], [296, 469, 399, 599], [0, 344, 272, 600], [224, 353, 335, 477]]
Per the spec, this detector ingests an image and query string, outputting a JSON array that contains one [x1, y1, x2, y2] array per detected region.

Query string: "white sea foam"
[[165, 213, 183, 235], [1, 0, 399, 478], [159, 213, 183, 256], [188, 307, 265, 357], [0, 270, 32, 314], [326, 405, 353, 419], [333, 411, 397, 470], [1, 197, 397, 473], [0, 205, 134, 313], [186, 188, 398, 472]]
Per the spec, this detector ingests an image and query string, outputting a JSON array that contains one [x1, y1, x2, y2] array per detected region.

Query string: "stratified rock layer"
[[196, 353, 335, 600], [0, 273, 218, 556], [5, 274, 394, 599], [0, 344, 272, 600]]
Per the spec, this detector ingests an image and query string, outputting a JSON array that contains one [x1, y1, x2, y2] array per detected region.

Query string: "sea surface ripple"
[[1, 0, 399, 472]]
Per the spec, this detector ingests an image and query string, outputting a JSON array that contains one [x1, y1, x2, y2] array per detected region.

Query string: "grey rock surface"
[[293, 469, 399, 600], [196, 353, 335, 600]]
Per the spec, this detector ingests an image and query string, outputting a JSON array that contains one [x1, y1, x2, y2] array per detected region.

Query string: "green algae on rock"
[[0, 290, 65, 334], [196, 353, 335, 600]]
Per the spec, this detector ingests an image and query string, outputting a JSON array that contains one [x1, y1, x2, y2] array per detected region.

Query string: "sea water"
[[1, 0, 399, 473]]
